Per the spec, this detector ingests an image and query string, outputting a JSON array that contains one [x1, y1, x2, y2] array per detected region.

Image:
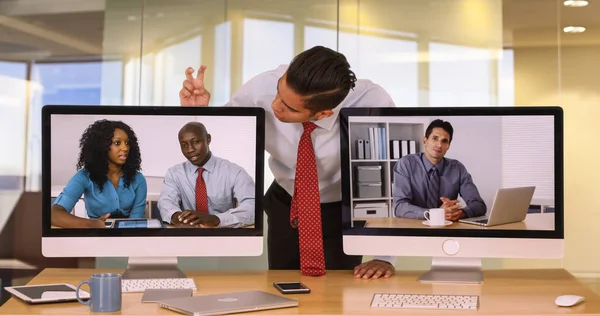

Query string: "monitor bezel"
[[42, 105, 265, 237], [339, 106, 564, 239]]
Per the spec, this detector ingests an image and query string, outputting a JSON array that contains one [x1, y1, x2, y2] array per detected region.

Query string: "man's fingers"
[[196, 65, 207, 81], [384, 269, 393, 278], [355, 266, 369, 278], [362, 267, 377, 279], [180, 88, 191, 98], [182, 80, 195, 92], [189, 219, 201, 226], [372, 269, 384, 279], [185, 67, 194, 82]]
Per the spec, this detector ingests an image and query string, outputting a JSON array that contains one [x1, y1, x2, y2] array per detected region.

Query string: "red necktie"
[[290, 122, 326, 276], [195, 167, 209, 214]]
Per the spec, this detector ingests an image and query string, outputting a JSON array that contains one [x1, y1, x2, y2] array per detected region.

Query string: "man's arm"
[[457, 164, 487, 218], [392, 159, 428, 219], [214, 168, 255, 227], [157, 169, 183, 223]]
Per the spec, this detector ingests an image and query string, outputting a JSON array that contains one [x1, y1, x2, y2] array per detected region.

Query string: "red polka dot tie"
[[195, 167, 209, 214], [290, 121, 326, 276]]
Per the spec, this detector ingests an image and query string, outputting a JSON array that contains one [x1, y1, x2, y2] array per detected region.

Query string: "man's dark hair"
[[425, 119, 454, 143], [285, 45, 357, 113]]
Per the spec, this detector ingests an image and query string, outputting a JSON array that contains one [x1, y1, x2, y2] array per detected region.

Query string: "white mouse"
[[555, 295, 585, 307]]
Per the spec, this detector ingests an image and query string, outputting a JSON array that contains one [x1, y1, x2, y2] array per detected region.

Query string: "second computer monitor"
[[340, 106, 564, 283]]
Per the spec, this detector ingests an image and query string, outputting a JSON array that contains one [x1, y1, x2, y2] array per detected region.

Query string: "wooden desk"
[[358, 213, 554, 230], [1, 268, 599, 315]]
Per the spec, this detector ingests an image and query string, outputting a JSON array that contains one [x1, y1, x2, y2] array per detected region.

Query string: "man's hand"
[[177, 210, 221, 227], [89, 213, 110, 228], [440, 197, 465, 221], [353, 260, 395, 279], [180, 66, 211, 106], [446, 210, 464, 221]]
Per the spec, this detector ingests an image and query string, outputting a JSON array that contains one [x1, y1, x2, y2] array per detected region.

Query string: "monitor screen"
[[340, 106, 563, 240], [42, 105, 265, 240]]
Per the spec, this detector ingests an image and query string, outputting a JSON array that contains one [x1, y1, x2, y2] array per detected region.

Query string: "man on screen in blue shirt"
[[392, 119, 487, 221], [157, 122, 255, 228]]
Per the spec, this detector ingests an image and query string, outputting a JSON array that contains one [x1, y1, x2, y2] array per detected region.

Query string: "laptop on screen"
[[459, 186, 536, 227], [157, 290, 298, 316]]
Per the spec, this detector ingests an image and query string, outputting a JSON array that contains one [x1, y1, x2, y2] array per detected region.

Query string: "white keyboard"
[[371, 293, 479, 310], [121, 278, 197, 293]]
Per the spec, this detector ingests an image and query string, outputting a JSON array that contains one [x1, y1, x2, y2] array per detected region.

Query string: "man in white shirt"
[[158, 122, 255, 228], [179, 46, 396, 279]]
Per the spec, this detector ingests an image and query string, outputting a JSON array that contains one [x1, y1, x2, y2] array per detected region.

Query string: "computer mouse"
[[555, 295, 585, 307]]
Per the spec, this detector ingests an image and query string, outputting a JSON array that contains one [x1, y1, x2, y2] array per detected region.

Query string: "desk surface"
[[358, 213, 554, 230], [1, 268, 599, 315]]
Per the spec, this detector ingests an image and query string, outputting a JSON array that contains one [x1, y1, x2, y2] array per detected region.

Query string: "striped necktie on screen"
[[427, 166, 441, 208]]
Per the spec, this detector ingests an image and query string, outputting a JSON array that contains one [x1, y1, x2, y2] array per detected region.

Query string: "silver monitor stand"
[[418, 257, 483, 284], [122, 257, 186, 279]]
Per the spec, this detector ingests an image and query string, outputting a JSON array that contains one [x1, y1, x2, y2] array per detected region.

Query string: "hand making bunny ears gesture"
[[180, 65, 211, 107]]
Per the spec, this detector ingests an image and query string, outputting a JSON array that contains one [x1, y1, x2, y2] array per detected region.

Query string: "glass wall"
[[7, 0, 599, 273]]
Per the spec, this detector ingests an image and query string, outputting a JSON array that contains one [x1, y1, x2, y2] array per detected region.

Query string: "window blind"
[[501, 116, 555, 201]]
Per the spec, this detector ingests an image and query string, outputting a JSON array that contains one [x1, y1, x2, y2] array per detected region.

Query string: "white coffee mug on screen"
[[424, 208, 445, 226]]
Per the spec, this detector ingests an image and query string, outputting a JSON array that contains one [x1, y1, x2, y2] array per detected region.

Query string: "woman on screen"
[[51, 120, 147, 228]]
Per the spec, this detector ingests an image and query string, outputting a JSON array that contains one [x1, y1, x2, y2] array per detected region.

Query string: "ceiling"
[[0, 0, 598, 62]]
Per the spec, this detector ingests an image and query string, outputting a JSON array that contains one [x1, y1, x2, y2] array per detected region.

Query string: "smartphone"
[[273, 282, 310, 294]]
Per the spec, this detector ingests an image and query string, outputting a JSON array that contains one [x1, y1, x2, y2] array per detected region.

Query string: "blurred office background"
[[0, 0, 599, 281]]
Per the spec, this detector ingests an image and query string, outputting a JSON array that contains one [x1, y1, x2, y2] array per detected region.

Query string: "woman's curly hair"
[[76, 120, 142, 192]]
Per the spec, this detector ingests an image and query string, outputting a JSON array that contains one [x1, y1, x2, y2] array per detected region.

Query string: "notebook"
[[459, 186, 535, 227], [157, 290, 298, 316]]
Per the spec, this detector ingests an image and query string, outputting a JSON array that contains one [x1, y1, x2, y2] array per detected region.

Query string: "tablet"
[[4, 283, 90, 304], [112, 219, 163, 229]]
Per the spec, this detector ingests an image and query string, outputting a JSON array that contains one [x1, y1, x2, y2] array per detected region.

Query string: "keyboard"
[[121, 278, 197, 293], [370, 293, 479, 310]]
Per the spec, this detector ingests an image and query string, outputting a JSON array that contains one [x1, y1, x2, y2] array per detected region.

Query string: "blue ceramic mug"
[[76, 273, 122, 312]]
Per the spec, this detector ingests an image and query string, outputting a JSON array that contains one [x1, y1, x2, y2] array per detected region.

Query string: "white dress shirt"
[[224, 65, 397, 265], [157, 155, 255, 227], [225, 65, 396, 203]]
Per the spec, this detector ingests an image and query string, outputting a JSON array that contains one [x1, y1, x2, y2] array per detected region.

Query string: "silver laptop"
[[157, 290, 298, 316], [459, 186, 535, 227]]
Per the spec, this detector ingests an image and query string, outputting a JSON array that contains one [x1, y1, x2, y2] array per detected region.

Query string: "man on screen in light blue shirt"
[[158, 122, 255, 228], [392, 119, 486, 221]]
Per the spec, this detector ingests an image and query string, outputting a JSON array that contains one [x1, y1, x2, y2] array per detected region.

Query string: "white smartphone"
[[273, 282, 311, 294], [4, 283, 90, 304]]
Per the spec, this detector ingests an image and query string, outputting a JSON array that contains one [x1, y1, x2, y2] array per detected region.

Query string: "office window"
[[26, 61, 123, 190], [212, 22, 232, 106], [242, 18, 294, 82], [243, 18, 294, 192], [429, 42, 495, 106], [498, 49, 515, 106], [305, 26, 418, 107], [501, 116, 554, 201], [153, 35, 202, 106], [0, 61, 28, 189], [123, 53, 155, 106]]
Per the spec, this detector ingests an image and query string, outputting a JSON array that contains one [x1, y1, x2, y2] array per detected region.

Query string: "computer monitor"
[[340, 106, 563, 284], [42, 105, 265, 279]]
